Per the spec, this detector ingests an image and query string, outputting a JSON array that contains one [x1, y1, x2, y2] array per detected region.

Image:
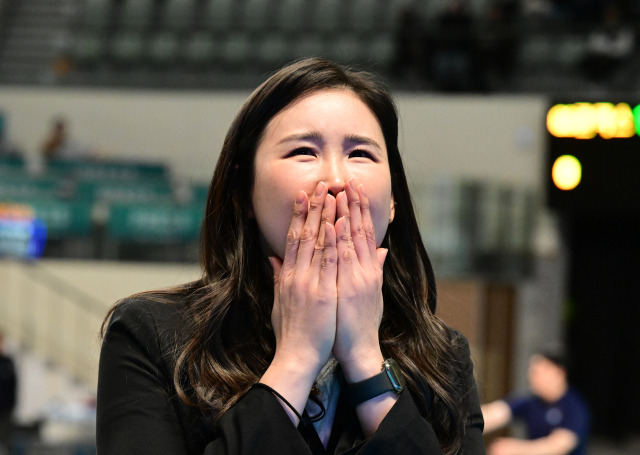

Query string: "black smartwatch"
[[346, 359, 406, 406]]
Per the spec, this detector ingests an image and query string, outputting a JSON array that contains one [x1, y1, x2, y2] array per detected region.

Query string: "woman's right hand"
[[260, 181, 337, 422]]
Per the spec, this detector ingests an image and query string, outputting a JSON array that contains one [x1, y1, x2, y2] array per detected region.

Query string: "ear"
[[388, 194, 395, 223]]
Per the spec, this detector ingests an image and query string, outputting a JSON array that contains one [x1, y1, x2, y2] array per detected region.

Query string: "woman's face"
[[252, 89, 395, 259]]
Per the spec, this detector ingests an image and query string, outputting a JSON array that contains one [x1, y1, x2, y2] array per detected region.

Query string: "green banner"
[[1, 197, 93, 238], [47, 158, 168, 181], [108, 202, 203, 241]]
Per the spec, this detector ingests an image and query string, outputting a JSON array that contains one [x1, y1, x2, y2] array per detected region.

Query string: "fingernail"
[[349, 179, 357, 192], [315, 181, 326, 197], [296, 191, 305, 204]]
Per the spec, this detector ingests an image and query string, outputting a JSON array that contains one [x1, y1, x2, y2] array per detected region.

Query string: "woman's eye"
[[287, 147, 315, 157], [349, 149, 374, 160]]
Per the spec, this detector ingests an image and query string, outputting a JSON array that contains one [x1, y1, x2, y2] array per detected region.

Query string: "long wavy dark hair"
[[105, 58, 470, 454]]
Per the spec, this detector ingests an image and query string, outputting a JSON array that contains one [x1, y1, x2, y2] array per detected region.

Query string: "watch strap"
[[345, 359, 404, 406]]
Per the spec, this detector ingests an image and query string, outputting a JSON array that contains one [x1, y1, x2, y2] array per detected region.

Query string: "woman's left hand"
[[332, 179, 388, 382]]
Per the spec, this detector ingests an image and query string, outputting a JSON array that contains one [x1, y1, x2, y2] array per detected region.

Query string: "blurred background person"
[[391, 4, 428, 87], [40, 116, 95, 162], [428, 0, 480, 92], [477, 0, 520, 92], [579, 2, 636, 87], [481, 351, 590, 455], [0, 113, 22, 158]]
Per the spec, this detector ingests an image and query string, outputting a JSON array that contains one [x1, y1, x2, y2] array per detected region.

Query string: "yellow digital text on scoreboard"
[[547, 102, 640, 139]]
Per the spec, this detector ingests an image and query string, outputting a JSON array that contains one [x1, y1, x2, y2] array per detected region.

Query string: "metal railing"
[[0, 259, 106, 390]]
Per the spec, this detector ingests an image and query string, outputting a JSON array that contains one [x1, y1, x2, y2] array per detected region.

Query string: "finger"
[[357, 183, 378, 259], [269, 256, 283, 285], [345, 179, 371, 265], [295, 181, 328, 269], [268, 256, 283, 328], [316, 193, 336, 249], [376, 248, 388, 270], [281, 190, 308, 274], [317, 222, 337, 295], [335, 215, 354, 274], [335, 192, 351, 258], [336, 190, 348, 220]]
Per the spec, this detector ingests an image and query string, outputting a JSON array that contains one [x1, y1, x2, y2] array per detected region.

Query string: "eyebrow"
[[344, 134, 383, 151], [277, 131, 323, 145]]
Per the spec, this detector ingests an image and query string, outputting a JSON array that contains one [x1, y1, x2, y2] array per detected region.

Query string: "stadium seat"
[[363, 32, 395, 66], [325, 34, 362, 64], [274, 0, 307, 34], [349, 0, 381, 33], [313, 0, 346, 34], [160, 0, 198, 33], [79, 0, 112, 32], [118, 0, 156, 30], [148, 31, 181, 66], [110, 31, 146, 66], [203, 0, 237, 33], [240, 0, 273, 33], [256, 32, 293, 66], [73, 32, 106, 68], [183, 32, 217, 67], [294, 33, 325, 60], [221, 32, 252, 66]]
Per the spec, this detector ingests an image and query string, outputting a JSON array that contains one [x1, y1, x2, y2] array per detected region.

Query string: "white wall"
[[0, 87, 549, 190], [397, 95, 547, 188], [0, 87, 246, 183]]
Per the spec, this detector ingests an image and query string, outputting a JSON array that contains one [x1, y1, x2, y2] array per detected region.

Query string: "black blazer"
[[97, 297, 486, 455]]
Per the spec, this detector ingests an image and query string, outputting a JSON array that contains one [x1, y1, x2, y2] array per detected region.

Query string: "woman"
[[97, 58, 485, 455]]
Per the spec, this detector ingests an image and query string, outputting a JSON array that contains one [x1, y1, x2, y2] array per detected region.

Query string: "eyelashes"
[[286, 147, 315, 157], [348, 150, 375, 160], [285, 147, 376, 161]]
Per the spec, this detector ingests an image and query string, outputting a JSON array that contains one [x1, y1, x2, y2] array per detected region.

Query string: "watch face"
[[384, 359, 406, 392]]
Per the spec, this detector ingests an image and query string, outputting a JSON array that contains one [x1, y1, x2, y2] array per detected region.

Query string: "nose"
[[324, 154, 348, 197]]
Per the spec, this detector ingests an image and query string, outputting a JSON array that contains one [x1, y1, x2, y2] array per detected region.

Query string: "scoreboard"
[[545, 101, 640, 215]]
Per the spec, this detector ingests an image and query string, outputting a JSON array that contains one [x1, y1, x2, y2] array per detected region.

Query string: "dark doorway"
[[565, 215, 640, 438]]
